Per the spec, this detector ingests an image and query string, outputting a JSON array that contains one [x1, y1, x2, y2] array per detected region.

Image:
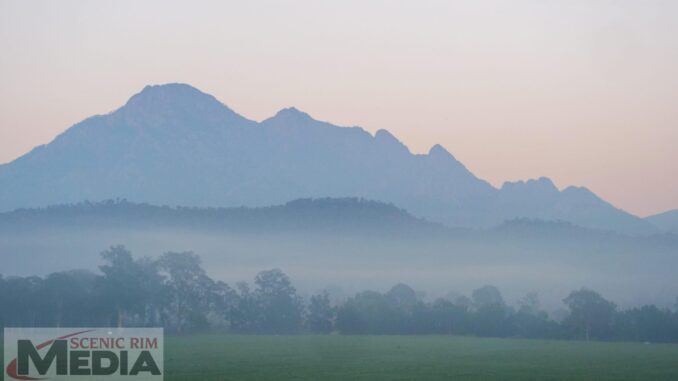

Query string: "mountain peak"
[[428, 144, 455, 159], [374, 129, 410, 153], [269, 107, 314, 123], [530, 177, 557, 190], [141, 82, 200, 94], [501, 177, 558, 193], [118, 83, 246, 127], [561, 185, 600, 201], [126, 83, 214, 105], [123, 83, 229, 111]]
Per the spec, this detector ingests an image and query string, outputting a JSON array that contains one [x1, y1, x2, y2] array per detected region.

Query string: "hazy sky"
[[1, 0, 676, 216]]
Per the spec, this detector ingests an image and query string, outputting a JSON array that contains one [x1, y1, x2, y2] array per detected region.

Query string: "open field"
[[2, 334, 677, 380], [160, 335, 678, 381]]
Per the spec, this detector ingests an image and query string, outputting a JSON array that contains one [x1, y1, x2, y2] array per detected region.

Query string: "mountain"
[[0, 83, 657, 235], [496, 177, 656, 235], [646, 209, 678, 233]]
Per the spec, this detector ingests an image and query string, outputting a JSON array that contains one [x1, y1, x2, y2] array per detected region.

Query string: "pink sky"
[[0, 0, 676, 216]]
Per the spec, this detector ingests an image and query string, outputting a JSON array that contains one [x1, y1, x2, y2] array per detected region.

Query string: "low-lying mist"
[[2, 223, 676, 312]]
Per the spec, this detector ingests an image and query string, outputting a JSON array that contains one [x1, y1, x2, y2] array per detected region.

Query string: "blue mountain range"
[[0, 83, 659, 235]]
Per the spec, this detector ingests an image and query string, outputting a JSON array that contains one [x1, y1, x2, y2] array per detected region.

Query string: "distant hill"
[[0, 83, 657, 235], [2, 199, 673, 247], [646, 209, 678, 234], [0, 198, 439, 234]]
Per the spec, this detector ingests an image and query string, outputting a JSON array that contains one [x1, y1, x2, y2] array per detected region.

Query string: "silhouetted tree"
[[209, 280, 238, 329], [386, 284, 418, 309], [230, 282, 259, 333], [385, 283, 419, 332], [253, 268, 303, 334], [43, 270, 101, 327], [563, 288, 616, 340], [513, 292, 560, 338], [428, 298, 469, 334], [307, 291, 334, 333], [158, 251, 214, 333], [100, 246, 143, 326], [1, 275, 44, 326], [472, 285, 505, 308], [336, 291, 389, 334], [3, 245, 678, 343], [614, 305, 678, 343], [472, 285, 510, 337]]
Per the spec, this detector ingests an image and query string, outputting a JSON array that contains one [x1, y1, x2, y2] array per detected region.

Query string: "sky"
[[0, 0, 676, 217]]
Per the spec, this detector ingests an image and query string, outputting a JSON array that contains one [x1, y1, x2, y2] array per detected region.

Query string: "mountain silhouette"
[[0, 83, 657, 235]]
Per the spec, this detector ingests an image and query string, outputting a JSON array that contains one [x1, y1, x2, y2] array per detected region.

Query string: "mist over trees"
[[1, 246, 678, 343], [2, 200, 677, 312]]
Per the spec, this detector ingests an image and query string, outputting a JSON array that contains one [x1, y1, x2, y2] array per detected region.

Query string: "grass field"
[[160, 335, 678, 381], [2, 334, 677, 380]]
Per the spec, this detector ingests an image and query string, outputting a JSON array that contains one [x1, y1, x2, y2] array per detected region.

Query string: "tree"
[[472, 285, 509, 337], [133, 256, 165, 326], [513, 292, 559, 339], [43, 270, 100, 327], [99, 245, 163, 327], [253, 268, 303, 334], [563, 288, 616, 341], [307, 291, 334, 333], [2, 276, 44, 326], [209, 280, 238, 329], [615, 305, 678, 343], [472, 285, 505, 308], [429, 298, 469, 335], [158, 251, 214, 333], [386, 284, 418, 309], [385, 283, 419, 332], [230, 281, 259, 333], [336, 291, 390, 334], [99, 246, 142, 326]]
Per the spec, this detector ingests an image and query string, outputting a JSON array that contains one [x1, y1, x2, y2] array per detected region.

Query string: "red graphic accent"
[[6, 329, 96, 380]]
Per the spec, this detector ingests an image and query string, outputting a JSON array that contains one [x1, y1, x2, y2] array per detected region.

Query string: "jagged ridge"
[[0, 83, 658, 235]]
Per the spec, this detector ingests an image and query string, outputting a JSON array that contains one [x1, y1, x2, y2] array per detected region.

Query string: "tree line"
[[0, 198, 432, 233], [1, 246, 677, 343]]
